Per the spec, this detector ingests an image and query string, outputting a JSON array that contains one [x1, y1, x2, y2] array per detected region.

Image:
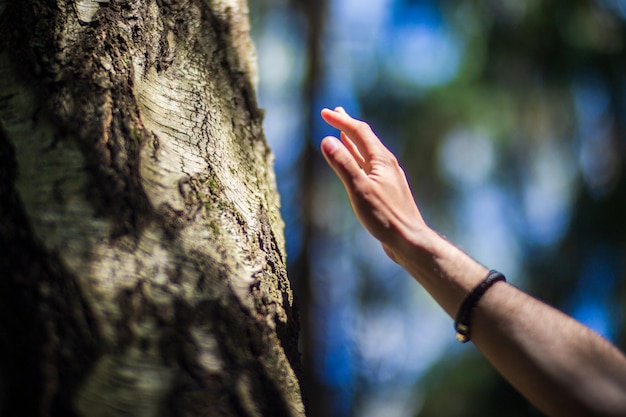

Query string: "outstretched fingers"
[[320, 108, 383, 162], [320, 135, 367, 191]]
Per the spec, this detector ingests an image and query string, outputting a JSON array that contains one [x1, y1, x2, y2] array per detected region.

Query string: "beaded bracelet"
[[454, 270, 506, 343]]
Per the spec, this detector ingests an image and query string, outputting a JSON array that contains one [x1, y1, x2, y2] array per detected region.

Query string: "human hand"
[[320, 107, 429, 262]]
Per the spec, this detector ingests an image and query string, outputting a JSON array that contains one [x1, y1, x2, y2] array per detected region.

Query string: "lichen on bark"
[[0, 1, 303, 416]]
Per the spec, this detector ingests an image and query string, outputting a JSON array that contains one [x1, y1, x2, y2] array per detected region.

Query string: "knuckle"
[[353, 180, 373, 199], [353, 121, 372, 137], [334, 150, 352, 167], [387, 154, 401, 168], [376, 151, 399, 168]]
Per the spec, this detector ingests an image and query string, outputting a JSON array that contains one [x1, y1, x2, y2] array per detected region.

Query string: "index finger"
[[320, 108, 384, 159]]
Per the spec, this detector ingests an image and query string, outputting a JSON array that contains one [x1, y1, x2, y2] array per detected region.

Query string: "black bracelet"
[[454, 270, 506, 343]]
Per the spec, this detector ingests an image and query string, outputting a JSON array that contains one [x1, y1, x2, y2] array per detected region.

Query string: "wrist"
[[391, 224, 489, 317], [386, 222, 440, 273]]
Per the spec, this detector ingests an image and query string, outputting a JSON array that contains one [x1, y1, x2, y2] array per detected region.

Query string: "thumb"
[[320, 136, 365, 189]]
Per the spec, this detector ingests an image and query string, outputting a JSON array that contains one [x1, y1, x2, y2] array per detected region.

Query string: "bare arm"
[[319, 107, 626, 417]]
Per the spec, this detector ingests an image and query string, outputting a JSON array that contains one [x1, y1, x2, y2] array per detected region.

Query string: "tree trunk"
[[0, 1, 304, 416]]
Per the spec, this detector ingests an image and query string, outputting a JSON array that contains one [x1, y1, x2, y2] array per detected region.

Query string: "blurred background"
[[248, 1, 626, 416]]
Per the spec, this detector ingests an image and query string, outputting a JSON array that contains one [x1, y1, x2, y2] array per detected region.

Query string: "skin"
[[319, 106, 626, 417]]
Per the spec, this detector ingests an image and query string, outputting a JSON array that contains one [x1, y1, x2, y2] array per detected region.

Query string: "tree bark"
[[0, 1, 304, 416]]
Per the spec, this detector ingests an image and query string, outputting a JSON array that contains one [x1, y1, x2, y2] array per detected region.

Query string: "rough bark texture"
[[0, 1, 303, 416]]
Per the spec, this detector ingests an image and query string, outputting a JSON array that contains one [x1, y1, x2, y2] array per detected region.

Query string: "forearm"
[[394, 229, 626, 417], [473, 284, 626, 417]]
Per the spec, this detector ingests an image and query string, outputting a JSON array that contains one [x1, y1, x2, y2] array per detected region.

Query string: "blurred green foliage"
[[251, 0, 626, 416]]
